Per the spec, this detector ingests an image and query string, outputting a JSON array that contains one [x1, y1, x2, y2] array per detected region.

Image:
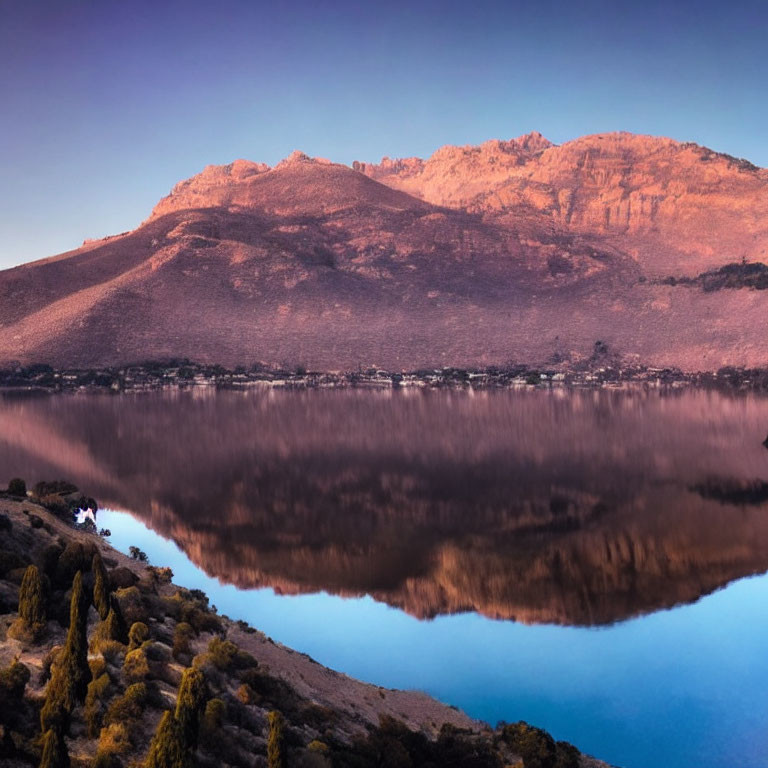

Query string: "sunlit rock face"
[[1, 132, 768, 371], [2, 388, 768, 626], [359, 131, 768, 278]]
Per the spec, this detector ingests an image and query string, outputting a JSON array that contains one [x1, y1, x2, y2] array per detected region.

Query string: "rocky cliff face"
[[359, 131, 768, 277]]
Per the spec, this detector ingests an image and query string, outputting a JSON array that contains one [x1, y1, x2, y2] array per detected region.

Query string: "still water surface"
[[1, 387, 768, 768]]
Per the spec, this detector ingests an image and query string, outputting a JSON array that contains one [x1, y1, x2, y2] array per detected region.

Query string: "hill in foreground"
[[0, 132, 767, 371], [0, 486, 607, 768]]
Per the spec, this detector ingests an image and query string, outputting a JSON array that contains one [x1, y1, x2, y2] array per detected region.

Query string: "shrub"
[[98, 640, 127, 666], [7, 477, 27, 496], [201, 697, 226, 745], [240, 668, 300, 713], [123, 647, 150, 683], [85, 673, 111, 738], [8, 564, 46, 642], [172, 622, 194, 662], [91, 608, 125, 653], [145, 710, 185, 768], [92, 553, 111, 620], [39, 728, 70, 768], [128, 621, 150, 651], [128, 546, 148, 563], [96, 722, 132, 764], [0, 659, 30, 700], [236, 683, 257, 705], [175, 667, 207, 750], [204, 636, 257, 672], [267, 710, 286, 768], [145, 565, 173, 587], [115, 586, 145, 626], [104, 682, 148, 730], [166, 589, 222, 634], [502, 722, 563, 768]]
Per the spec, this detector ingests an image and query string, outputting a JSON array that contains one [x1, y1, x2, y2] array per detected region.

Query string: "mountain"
[[0, 132, 767, 371]]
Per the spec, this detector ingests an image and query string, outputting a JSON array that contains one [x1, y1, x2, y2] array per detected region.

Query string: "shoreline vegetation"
[[0, 480, 610, 768], [2, 356, 768, 395]]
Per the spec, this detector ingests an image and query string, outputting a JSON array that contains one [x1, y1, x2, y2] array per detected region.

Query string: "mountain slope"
[[0, 132, 767, 371]]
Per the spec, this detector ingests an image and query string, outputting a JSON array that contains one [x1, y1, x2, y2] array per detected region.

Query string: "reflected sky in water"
[[100, 503, 768, 768]]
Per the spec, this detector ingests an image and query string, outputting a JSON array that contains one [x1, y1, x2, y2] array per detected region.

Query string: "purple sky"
[[1, 0, 766, 269]]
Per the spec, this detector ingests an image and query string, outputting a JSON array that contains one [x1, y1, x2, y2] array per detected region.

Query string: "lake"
[[1, 386, 768, 768]]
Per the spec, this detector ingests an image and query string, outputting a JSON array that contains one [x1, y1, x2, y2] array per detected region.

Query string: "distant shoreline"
[[1, 360, 768, 394]]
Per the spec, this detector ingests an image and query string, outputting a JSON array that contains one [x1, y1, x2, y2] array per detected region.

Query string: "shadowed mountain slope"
[[1, 132, 767, 370]]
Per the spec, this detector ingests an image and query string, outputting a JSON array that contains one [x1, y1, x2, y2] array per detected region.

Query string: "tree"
[[7, 477, 26, 496], [64, 570, 90, 701], [145, 711, 185, 768], [9, 564, 46, 641], [8, 477, 27, 496], [267, 710, 286, 768], [39, 728, 70, 768], [40, 571, 91, 732], [19, 564, 46, 624], [175, 667, 207, 750], [92, 553, 110, 620]]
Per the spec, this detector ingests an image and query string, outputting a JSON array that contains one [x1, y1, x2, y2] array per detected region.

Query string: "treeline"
[[660, 261, 768, 292]]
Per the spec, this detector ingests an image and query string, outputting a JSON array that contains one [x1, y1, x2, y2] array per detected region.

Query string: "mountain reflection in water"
[[2, 387, 768, 626]]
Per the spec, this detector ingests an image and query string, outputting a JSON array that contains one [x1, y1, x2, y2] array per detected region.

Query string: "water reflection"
[[1, 387, 768, 625]]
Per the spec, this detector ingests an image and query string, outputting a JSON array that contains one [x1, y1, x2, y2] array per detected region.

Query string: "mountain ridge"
[[1, 130, 767, 371]]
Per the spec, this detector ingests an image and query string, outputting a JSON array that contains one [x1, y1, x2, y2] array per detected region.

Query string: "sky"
[[1, 0, 766, 269]]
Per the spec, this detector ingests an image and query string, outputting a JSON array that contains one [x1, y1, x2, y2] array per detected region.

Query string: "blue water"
[[100, 507, 768, 768]]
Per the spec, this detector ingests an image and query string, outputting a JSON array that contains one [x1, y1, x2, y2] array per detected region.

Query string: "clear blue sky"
[[1, 0, 766, 269]]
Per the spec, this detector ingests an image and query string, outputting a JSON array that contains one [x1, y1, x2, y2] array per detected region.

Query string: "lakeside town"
[[2, 358, 768, 394]]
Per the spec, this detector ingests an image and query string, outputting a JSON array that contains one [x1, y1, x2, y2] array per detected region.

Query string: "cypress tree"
[[267, 710, 286, 768], [19, 564, 46, 626], [9, 564, 46, 641], [65, 570, 90, 701], [145, 710, 185, 768], [92, 553, 110, 621], [39, 728, 70, 768], [39, 571, 91, 733], [175, 667, 207, 750]]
